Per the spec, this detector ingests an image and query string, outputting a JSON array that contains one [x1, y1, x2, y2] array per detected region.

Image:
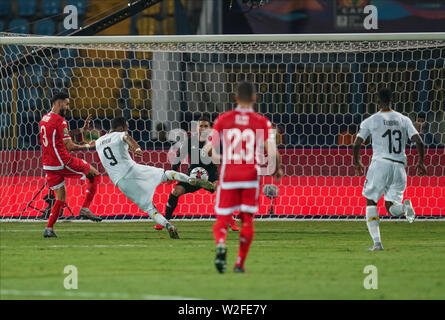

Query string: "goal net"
[[1, 33, 444, 221]]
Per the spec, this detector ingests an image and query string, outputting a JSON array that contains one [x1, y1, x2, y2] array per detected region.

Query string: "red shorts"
[[45, 157, 90, 190], [215, 186, 259, 215]]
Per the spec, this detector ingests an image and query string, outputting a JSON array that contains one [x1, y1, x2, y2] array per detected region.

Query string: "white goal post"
[[1, 32, 444, 221]]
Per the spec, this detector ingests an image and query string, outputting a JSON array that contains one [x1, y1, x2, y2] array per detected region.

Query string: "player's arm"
[[352, 136, 365, 175], [264, 139, 283, 180], [61, 118, 94, 151], [172, 137, 189, 171], [208, 165, 219, 189], [123, 133, 143, 157], [211, 179, 218, 189], [65, 138, 95, 151], [263, 123, 283, 180], [56, 120, 96, 151], [69, 114, 92, 140], [203, 125, 222, 164], [203, 140, 221, 164], [410, 134, 427, 175], [406, 117, 427, 175], [353, 119, 371, 175]]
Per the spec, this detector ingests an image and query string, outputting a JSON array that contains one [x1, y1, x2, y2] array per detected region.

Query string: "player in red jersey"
[[39, 92, 102, 238], [206, 81, 283, 273]]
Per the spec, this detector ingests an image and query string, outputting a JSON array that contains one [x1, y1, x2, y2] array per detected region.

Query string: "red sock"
[[236, 212, 255, 268], [47, 200, 65, 228], [81, 175, 99, 208], [213, 214, 233, 244]]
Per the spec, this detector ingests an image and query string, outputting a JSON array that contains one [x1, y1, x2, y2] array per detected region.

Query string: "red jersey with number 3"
[[211, 107, 274, 189], [39, 112, 72, 170]]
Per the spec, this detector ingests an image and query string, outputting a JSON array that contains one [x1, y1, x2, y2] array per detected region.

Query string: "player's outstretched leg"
[[165, 194, 179, 221], [387, 200, 416, 223], [79, 172, 102, 222], [147, 203, 179, 239], [164, 220, 180, 239], [155, 185, 186, 231], [167, 170, 214, 191], [154, 171, 190, 231], [79, 207, 102, 222], [189, 178, 215, 191], [213, 214, 232, 273], [403, 200, 416, 223], [164, 170, 214, 191], [234, 212, 254, 273], [388, 202, 405, 217], [366, 205, 383, 251], [163, 170, 190, 183]]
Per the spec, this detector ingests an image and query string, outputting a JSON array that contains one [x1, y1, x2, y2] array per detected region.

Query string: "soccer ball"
[[263, 184, 279, 199], [190, 167, 209, 181]]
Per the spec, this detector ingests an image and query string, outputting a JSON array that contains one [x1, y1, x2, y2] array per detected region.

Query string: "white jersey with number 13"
[[357, 110, 418, 166]]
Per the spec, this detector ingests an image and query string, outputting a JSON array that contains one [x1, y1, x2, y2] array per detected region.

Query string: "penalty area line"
[[0, 289, 200, 300]]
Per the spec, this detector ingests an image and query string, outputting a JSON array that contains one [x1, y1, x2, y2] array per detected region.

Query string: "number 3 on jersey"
[[226, 128, 255, 162], [103, 147, 118, 166], [40, 125, 49, 147]]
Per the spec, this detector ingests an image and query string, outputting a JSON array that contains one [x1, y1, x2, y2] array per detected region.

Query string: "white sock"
[[163, 170, 190, 183], [366, 206, 381, 244], [152, 211, 169, 227], [389, 203, 405, 217], [146, 203, 169, 227]]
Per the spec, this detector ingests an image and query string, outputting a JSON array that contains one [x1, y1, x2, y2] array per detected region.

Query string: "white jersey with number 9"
[[96, 132, 137, 185]]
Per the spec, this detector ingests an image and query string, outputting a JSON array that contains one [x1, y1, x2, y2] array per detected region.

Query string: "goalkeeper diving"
[[95, 117, 214, 239]]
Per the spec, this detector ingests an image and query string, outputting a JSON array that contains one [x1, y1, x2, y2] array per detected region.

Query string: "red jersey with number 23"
[[39, 112, 72, 170], [211, 107, 274, 189]]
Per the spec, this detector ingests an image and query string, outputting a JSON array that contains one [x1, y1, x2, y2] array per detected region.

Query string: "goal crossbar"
[[1, 32, 445, 45]]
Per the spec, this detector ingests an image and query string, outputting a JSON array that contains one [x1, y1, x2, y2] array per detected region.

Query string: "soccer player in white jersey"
[[96, 117, 214, 239], [353, 88, 427, 251]]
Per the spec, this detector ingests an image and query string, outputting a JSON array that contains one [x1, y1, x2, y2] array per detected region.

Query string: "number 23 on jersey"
[[225, 128, 256, 163]]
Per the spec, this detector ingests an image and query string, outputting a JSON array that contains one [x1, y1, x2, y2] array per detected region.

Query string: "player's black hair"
[[237, 81, 256, 103], [377, 88, 392, 105], [156, 122, 168, 131], [50, 91, 69, 105], [417, 112, 426, 120], [198, 114, 211, 124], [111, 117, 127, 130]]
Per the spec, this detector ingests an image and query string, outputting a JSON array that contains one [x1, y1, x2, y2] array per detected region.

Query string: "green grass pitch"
[[1, 221, 444, 300]]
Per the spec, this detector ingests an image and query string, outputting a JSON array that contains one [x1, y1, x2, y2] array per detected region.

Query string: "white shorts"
[[363, 158, 407, 204], [116, 164, 165, 213]]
